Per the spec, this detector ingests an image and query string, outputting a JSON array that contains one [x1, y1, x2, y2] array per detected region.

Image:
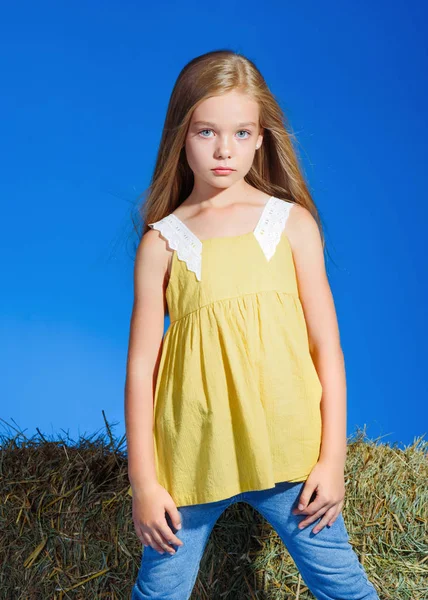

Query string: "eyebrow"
[[193, 121, 258, 128]]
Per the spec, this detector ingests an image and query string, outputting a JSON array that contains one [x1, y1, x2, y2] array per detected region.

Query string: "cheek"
[[185, 142, 211, 172], [242, 148, 257, 169]]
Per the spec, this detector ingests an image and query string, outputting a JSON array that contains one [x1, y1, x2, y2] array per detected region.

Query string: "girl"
[[125, 50, 379, 599]]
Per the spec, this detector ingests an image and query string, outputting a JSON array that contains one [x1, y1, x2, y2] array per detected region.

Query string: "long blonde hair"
[[134, 49, 326, 250]]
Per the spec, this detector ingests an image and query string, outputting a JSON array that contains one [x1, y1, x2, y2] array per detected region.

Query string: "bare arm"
[[124, 228, 170, 493], [124, 229, 184, 553], [286, 204, 347, 472]]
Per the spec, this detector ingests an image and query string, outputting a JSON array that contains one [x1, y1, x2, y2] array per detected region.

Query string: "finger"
[[144, 534, 166, 554], [293, 496, 329, 517], [141, 532, 155, 547], [328, 500, 345, 527], [312, 506, 337, 534], [297, 504, 333, 530], [295, 481, 317, 511], [166, 505, 183, 532], [154, 526, 183, 555], [134, 522, 146, 546], [151, 530, 176, 554], [327, 503, 344, 526], [158, 522, 184, 549]]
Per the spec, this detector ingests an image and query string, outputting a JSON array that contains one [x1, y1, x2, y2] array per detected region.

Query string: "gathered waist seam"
[[169, 289, 299, 326]]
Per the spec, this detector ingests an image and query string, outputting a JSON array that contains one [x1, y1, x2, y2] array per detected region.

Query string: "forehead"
[[190, 91, 260, 126]]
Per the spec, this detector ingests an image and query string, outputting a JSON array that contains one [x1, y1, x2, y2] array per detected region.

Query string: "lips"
[[212, 167, 235, 171]]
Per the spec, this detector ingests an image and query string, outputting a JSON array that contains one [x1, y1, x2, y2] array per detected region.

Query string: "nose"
[[215, 135, 232, 158]]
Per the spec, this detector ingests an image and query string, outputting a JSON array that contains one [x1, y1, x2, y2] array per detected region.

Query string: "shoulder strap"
[[148, 215, 202, 281], [254, 197, 295, 261]]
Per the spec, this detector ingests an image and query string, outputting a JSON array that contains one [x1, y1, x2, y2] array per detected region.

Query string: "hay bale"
[[1, 418, 426, 599]]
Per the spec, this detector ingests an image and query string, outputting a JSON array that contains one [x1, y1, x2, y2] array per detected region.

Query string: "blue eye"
[[198, 129, 251, 139], [236, 130, 251, 139]]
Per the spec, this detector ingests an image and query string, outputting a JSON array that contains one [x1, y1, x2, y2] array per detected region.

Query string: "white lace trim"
[[148, 216, 203, 281], [148, 197, 294, 280], [254, 196, 294, 261]]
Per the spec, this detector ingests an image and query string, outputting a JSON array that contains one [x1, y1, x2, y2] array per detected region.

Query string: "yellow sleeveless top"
[[129, 196, 322, 507]]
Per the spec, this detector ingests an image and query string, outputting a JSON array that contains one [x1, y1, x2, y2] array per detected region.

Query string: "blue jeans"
[[132, 480, 379, 599]]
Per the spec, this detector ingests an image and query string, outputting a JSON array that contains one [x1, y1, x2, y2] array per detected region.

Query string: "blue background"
[[1, 1, 427, 450]]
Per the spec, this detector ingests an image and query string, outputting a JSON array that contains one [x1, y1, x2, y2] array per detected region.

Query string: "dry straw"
[[1, 413, 426, 599]]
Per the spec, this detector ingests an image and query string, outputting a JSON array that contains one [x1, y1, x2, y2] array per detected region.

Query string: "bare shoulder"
[[134, 227, 171, 295], [285, 202, 323, 252]]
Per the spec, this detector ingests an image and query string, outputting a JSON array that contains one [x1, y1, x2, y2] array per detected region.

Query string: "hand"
[[291, 460, 345, 535], [131, 480, 184, 554]]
